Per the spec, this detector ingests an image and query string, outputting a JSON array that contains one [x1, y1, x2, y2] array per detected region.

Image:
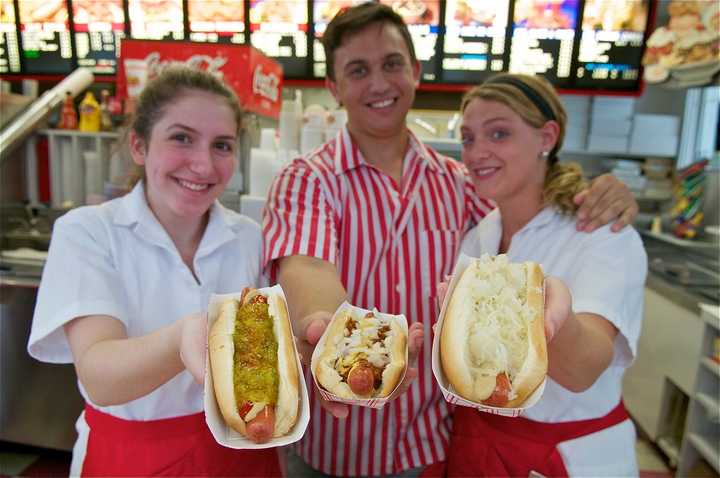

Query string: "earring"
[[540, 151, 550, 160]]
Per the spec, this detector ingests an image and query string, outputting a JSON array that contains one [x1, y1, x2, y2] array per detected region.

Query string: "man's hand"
[[179, 312, 208, 385], [574, 173, 638, 233], [388, 322, 424, 399], [543, 277, 573, 342]]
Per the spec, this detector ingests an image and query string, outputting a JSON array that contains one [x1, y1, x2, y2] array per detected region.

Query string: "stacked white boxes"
[[629, 114, 680, 157], [561, 95, 590, 151], [587, 97, 636, 153]]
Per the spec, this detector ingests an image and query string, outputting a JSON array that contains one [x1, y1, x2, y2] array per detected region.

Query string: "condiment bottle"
[[58, 91, 78, 130], [78, 91, 101, 132], [100, 89, 113, 131]]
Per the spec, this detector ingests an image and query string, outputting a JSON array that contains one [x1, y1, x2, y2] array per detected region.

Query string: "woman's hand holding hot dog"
[[179, 312, 208, 385]]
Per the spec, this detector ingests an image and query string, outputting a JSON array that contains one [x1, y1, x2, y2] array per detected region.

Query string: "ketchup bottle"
[[58, 91, 78, 130]]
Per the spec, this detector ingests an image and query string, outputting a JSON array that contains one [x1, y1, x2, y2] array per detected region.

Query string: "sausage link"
[[245, 406, 275, 444]]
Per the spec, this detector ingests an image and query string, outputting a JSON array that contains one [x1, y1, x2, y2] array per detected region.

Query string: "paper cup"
[[431, 253, 546, 417], [311, 302, 408, 409], [204, 285, 310, 448]]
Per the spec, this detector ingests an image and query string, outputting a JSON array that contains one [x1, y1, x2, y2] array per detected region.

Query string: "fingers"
[[390, 366, 418, 399], [407, 322, 424, 367], [576, 174, 636, 232], [543, 277, 573, 342], [436, 281, 449, 307], [319, 391, 350, 419]]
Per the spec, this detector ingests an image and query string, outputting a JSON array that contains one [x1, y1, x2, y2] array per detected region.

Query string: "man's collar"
[[334, 126, 444, 176]]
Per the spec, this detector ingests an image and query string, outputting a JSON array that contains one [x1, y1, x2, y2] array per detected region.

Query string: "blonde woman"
[[444, 74, 646, 477]]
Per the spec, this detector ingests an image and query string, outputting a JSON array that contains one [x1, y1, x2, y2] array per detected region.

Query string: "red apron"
[[425, 401, 629, 478], [81, 404, 283, 477]]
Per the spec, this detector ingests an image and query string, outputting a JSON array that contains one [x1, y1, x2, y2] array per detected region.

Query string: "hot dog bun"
[[441, 254, 547, 408], [208, 288, 299, 442], [314, 308, 406, 399]]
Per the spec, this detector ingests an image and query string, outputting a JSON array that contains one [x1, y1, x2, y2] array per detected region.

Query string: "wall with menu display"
[[4, 0, 654, 95], [0, 0, 20, 73]]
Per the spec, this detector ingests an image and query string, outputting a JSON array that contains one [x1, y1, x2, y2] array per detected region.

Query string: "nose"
[[188, 145, 213, 175], [462, 140, 488, 165], [368, 68, 391, 93]]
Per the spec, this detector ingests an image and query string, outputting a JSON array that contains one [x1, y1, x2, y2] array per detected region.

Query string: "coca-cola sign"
[[118, 39, 283, 119]]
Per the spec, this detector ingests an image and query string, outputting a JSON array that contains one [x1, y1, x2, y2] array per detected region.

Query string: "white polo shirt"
[[28, 182, 264, 475], [461, 206, 647, 477]]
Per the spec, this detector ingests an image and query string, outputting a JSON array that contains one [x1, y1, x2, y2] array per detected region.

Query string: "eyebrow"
[[166, 123, 236, 141], [461, 117, 511, 130], [342, 52, 405, 72]]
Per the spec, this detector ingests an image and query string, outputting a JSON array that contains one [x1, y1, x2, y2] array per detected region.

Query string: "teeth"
[[177, 179, 209, 191], [370, 99, 394, 108], [475, 168, 497, 176]]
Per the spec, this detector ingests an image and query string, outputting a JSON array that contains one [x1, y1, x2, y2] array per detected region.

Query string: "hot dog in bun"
[[315, 308, 406, 399], [441, 254, 547, 408], [208, 288, 299, 443]]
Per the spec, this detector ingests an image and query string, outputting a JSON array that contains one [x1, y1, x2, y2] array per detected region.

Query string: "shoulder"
[[53, 197, 125, 238], [220, 206, 262, 239]]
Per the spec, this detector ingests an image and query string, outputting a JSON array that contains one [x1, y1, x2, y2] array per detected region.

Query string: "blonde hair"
[[461, 73, 586, 215]]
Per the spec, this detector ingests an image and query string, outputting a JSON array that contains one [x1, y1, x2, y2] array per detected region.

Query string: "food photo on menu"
[[72, 0, 124, 26], [449, 0, 506, 27], [581, 0, 648, 32], [188, 0, 244, 23], [514, 0, 577, 30], [250, 0, 298, 24], [389, 0, 437, 24], [19, 0, 68, 24], [129, 0, 183, 25]]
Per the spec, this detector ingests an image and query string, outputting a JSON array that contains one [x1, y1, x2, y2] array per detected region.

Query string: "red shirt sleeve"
[[262, 160, 338, 275]]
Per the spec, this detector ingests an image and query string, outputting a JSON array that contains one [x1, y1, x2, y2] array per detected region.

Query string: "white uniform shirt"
[[28, 183, 264, 475], [461, 206, 647, 477]]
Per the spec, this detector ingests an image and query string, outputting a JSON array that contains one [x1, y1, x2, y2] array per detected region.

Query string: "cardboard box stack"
[[587, 97, 636, 153], [629, 114, 680, 157], [561, 95, 590, 151]]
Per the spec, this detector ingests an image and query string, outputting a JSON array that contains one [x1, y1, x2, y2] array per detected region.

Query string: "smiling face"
[[460, 98, 557, 208], [129, 89, 238, 228], [326, 22, 420, 141]]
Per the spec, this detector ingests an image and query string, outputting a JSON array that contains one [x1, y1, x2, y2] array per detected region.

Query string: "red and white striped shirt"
[[263, 128, 494, 476]]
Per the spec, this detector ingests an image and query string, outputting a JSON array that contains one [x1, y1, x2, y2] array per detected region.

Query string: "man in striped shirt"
[[263, 4, 638, 477]]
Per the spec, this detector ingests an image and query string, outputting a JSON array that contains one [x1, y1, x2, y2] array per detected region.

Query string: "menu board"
[[129, 0, 184, 41], [509, 0, 579, 86], [72, 0, 125, 74], [312, 0, 365, 78], [575, 0, 649, 89], [381, 1, 440, 82], [250, 0, 308, 78], [188, 0, 245, 44], [442, 0, 511, 83], [18, 0, 73, 74], [0, 0, 20, 73]]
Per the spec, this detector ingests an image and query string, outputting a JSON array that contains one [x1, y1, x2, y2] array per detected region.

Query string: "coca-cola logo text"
[[252, 65, 280, 103]]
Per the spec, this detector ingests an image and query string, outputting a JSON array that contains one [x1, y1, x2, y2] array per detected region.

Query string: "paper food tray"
[[431, 253, 546, 417], [311, 302, 408, 409], [204, 285, 310, 448]]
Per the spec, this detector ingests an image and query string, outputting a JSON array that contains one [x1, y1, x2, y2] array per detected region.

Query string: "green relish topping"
[[232, 301, 279, 405]]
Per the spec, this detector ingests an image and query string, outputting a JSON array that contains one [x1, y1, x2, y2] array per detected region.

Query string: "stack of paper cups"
[[260, 128, 277, 151], [249, 148, 281, 197], [300, 115, 326, 154], [83, 151, 104, 204], [325, 109, 347, 142], [278, 100, 300, 151]]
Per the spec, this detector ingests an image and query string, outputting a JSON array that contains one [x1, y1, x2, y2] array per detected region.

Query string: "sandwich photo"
[[440, 254, 547, 408], [314, 306, 407, 400], [208, 287, 299, 443]]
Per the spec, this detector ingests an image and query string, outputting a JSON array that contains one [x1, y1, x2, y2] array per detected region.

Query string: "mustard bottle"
[[78, 91, 101, 132]]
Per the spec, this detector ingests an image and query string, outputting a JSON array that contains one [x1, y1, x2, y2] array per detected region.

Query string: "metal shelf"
[[687, 433, 720, 474], [701, 357, 720, 379]]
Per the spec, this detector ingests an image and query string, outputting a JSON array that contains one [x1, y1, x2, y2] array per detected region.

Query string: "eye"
[[170, 133, 192, 144], [384, 57, 404, 72], [490, 129, 509, 141], [348, 65, 368, 78], [460, 135, 473, 148], [214, 140, 236, 154]]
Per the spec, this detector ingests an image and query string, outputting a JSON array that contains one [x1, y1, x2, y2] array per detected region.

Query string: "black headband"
[[485, 76, 556, 122]]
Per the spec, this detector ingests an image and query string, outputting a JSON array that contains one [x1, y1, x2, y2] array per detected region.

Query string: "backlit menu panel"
[[129, 0, 184, 41], [188, 0, 245, 44], [575, 0, 649, 89], [509, 0, 579, 86], [381, 0, 440, 82], [312, 0, 365, 78], [0, 0, 20, 73], [18, 0, 73, 73], [250, 0, 308, 78], [72, 0, 125, 74], [442, 0, 510, 83]]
